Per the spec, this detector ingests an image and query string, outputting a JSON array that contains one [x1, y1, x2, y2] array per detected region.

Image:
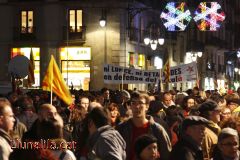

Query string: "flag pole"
[[159, 68, 162, 92], [121, 69, 124, 91], [50, 55, 53, 105]]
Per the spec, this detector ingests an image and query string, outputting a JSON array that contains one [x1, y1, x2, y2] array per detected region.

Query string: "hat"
[[135, 134, 157, 157], [182, 116, 209, 131], [148, 101, 164, 115], [218, 128, 239, 143], [198, 100, 221, 113]]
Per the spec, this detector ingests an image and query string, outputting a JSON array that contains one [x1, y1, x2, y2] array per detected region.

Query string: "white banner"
[[165, 62, 197, 83], [104, 63, 197, 84], [104, 64, 160, 84]]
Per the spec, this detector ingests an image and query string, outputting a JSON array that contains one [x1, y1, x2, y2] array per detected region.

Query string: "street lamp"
[[144, 21, 164, 50], [99, 9, 106, 27], [186, 51, 203, 62]]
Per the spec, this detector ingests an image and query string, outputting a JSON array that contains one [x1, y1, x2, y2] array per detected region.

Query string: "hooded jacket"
[[88, 125, 126, 160]]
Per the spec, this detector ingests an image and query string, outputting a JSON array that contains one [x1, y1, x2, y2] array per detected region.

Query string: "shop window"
[[60, 47, 90, 90], [11, 47, 40, 87], [69, 9, 82, 33], [21, 11, 33, 33]]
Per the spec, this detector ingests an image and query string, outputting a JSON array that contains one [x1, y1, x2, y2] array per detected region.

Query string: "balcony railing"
[[13, 26, 36, 41], [62, 26, 86, 42]]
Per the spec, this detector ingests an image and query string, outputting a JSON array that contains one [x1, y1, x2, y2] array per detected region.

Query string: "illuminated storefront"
[[60, 47, 91, 90], [11, 47, 40, 87], [205, 77, 214, 90]]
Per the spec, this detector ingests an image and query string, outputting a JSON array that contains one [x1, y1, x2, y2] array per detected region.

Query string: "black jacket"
[[169, 134, 203, 160]]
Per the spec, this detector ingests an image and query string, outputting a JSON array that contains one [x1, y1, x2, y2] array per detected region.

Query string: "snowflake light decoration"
[[193, 2, 226, 31], [160, 2, 192, 31]]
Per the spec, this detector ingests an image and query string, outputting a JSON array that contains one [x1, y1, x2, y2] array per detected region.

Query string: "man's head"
[[162, 92, 173, 107], [0, 98, 15, 133], [182, 116, 209, 146], [217, 128, 239, 159], [130, 92, 150, 119], [101, 88, 110, 100], [38, 103, 58, 121], [198, 100, 221, 123], [87, 107, 110, 135]]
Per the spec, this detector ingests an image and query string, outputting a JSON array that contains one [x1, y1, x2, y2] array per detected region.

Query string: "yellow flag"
[[42, 55, 72, 105], [163, 59, 170, 83]]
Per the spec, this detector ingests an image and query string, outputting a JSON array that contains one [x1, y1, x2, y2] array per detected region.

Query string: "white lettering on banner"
[[103, 64, 160, 84], [162, 62, 197, 83]]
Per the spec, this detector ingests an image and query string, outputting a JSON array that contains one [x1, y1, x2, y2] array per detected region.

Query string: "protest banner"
[[162, 62, 197, 83], [103, 64, 160, 84], [104, 62, 197, 84]]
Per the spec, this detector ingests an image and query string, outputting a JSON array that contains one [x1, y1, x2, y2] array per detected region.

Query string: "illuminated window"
[[21, 11, 33, 33], [11, 47, 40, 87], [138, 54, 145, 67], [154, 56, 163, 69], [69, 10, 82, 32], [129, 52, 134, 66]]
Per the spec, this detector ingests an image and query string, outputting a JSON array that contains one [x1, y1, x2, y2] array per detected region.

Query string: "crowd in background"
[[0, 86, 240, 160]]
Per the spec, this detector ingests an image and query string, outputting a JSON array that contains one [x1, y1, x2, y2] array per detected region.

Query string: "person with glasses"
[[212, 128, 239, 160], [116, 92, 171, 160]]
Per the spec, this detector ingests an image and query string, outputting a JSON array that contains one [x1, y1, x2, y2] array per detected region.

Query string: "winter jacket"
[[202, 121, 220, 159], [116, 116, 172, 160], [169, 134, 204, 160], [88, 125, 126, 160], [0, 128, 13, 160]]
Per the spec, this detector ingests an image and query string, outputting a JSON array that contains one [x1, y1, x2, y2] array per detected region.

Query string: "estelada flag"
[[27, 48, 35, 86], [163, 59, 170, 83], [42, 55, 72, 105]]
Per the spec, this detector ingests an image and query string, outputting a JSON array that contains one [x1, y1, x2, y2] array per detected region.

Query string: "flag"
[[42, 55, 72, 105], [27, 48, 35, 86], [163, 59, 170, 83]]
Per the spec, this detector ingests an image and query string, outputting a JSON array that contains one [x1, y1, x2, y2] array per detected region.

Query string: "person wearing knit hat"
[[135, 134, 159, 160]]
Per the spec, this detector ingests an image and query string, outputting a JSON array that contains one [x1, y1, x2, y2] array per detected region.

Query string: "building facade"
[[0, 0, 239, 92]]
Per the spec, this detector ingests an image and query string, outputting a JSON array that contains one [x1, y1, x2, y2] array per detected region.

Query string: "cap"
[[182, 116, 209, 131], [198, 100, 221, 113], [135, 134, 157, 157]]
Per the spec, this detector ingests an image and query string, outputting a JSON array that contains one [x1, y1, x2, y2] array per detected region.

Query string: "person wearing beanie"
[[135, 134, 159, 160], [170, 116, 209, 160], [212, 128, 240, 160], [198, 100, 222, 160]]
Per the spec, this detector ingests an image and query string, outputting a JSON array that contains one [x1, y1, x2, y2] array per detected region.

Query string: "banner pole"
[[121, 70, 124, 91], [159, 68, 162, 92], [50, 56, 53, 105]]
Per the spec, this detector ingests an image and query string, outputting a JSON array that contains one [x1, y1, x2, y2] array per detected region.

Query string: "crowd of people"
[[0, 86, 240, 160]]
